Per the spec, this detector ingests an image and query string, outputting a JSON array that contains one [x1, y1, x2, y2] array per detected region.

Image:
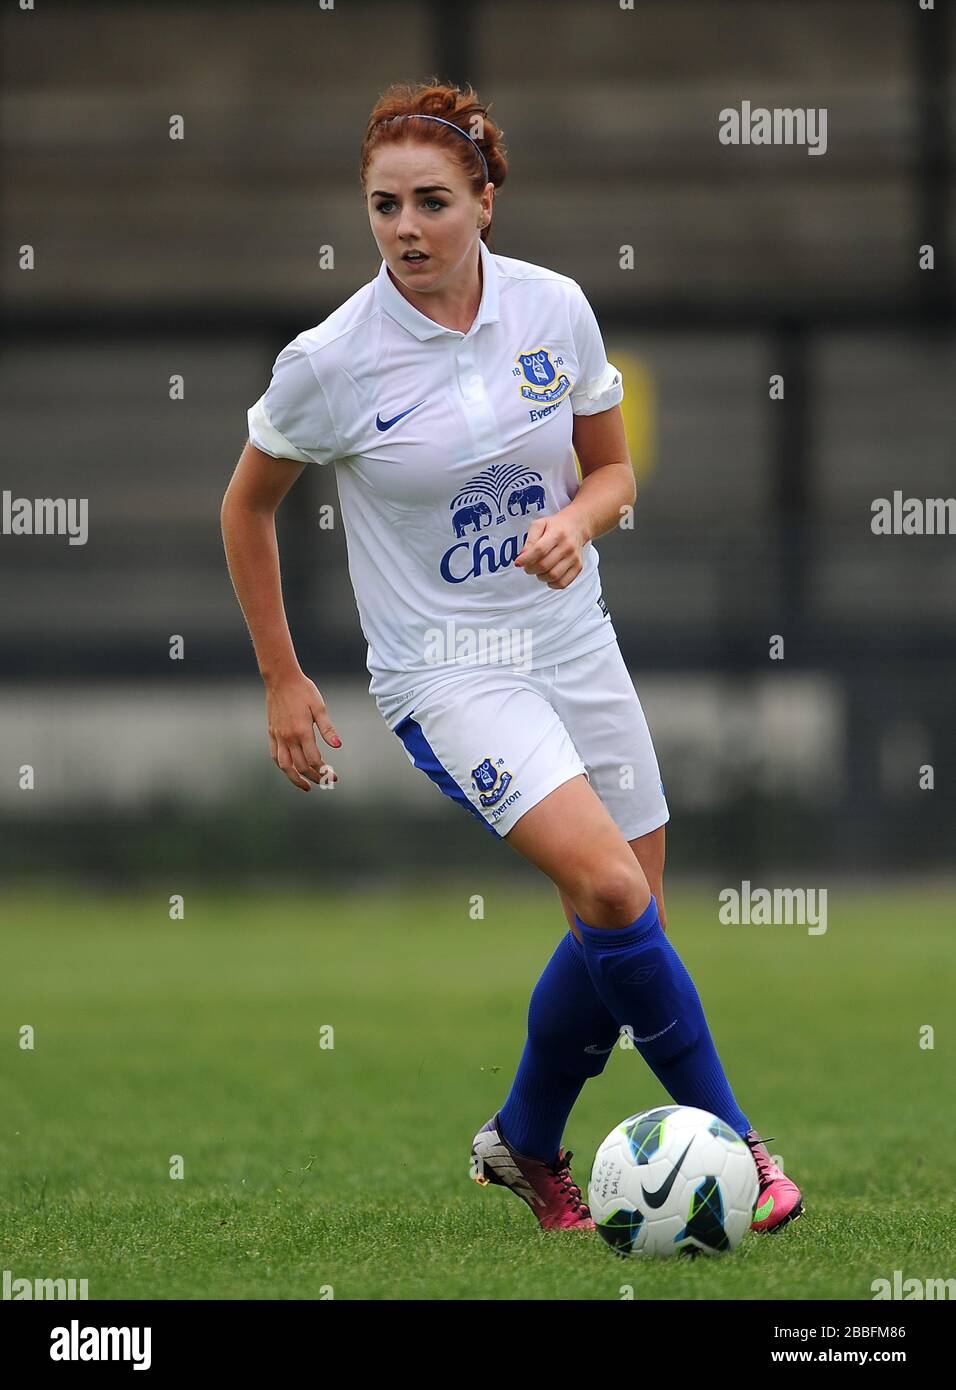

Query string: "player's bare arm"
[[515, 405, 636, 588], [221, 441, 341, 792]]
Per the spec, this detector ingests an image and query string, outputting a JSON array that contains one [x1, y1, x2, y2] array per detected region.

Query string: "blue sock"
[[498, 928, 621, 1162], [575, 897, 751, 1137]]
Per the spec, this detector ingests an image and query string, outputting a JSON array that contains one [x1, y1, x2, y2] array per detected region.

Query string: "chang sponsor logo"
[[441, 462, 548, 585]]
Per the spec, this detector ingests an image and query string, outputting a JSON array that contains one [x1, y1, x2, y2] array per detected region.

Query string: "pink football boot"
[[470, 1114, 595, 1231], [745, 1129, 804, 1232]]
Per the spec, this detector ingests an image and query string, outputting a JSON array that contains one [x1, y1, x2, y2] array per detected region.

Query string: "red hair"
[[360, 79, 508, 245]]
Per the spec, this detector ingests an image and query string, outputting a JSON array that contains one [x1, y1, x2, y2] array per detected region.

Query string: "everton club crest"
[[471, 756, 514, 808], [515, 347, 572, 405]]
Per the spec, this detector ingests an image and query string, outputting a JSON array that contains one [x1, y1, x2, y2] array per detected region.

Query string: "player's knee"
[[573, 858, 649, 928]]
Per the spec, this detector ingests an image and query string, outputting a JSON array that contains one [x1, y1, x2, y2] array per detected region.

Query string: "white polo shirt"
[[247, 236, 624, 723]]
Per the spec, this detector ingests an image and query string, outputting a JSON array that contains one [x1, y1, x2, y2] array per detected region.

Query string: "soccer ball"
[[588, 1105, 758, 1258]]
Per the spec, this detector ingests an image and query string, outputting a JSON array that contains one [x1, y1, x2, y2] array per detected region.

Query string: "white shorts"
[[377, 640, 669, 840]]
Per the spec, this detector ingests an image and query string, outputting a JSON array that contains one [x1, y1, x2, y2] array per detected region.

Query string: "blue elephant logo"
[[452, 501, 493, 537], [507, 484, 546, 516]]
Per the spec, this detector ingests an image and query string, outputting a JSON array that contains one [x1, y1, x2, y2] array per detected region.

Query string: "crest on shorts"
[[515, 347, 572, 405], [471, 756, 514, 807]]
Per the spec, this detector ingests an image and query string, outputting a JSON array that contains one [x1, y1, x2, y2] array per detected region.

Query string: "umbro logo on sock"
[[631, 1018, 678, 1044]]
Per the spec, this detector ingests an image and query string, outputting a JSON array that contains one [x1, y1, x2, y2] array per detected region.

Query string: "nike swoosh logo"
[[375, 402, 426, 431], [641, 1139, 693, 1208], [754, 1194, 774, 1221]]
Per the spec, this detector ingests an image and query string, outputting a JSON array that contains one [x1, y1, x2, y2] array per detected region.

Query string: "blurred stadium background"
[[1, 0, 954, 887]]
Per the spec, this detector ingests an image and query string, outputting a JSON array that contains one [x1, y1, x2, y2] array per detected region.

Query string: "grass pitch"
[[1, 883, 953, 1300]]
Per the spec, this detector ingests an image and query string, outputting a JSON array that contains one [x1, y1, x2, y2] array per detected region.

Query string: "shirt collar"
[[375, 237, 500, 341]]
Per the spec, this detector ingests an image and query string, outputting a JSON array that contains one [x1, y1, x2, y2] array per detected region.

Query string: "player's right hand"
[[264, 671, 341, 792]]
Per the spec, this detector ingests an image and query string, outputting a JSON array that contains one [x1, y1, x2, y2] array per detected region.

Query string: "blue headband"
[[383, 112, 490, 184]]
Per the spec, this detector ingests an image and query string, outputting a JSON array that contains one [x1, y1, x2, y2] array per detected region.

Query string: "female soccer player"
[[221, 81, 802, 1235]]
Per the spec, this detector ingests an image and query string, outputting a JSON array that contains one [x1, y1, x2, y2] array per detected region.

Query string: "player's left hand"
[[514, 512, 588, 589]]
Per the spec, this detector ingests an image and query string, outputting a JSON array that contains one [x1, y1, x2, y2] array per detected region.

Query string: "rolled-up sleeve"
[[247, 342, 340, 465], [568, 284, 624, 416]]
